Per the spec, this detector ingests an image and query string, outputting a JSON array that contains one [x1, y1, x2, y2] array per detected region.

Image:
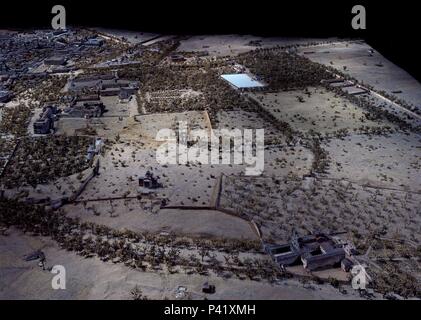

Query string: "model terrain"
[[0, 29, 420, 300]]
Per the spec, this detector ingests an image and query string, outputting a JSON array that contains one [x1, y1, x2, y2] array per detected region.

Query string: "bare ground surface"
[[323, 132, 421, 192]]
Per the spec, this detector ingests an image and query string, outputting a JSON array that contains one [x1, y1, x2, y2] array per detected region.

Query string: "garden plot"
[[146, 89, 203, 102], [0, 136, 92, 189], [251, 87, 389, 136], [140, 89, 207, 114], [0, 137, 17, 176], [2, 165, 95, 203], [0, 137, 16, 159], [0, 104, 32, 137], [323, 132, 421, 191]]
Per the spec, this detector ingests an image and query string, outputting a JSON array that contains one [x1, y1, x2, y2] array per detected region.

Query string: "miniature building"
[[69, 75, 139, 97], [86, 138, 103, 162], [33, 105, 58, 134], [202, 282, 216, 294], [84, 37, 105, 46], [86, 145, 95, 162], [341, 258, 354, 272], [265, 231, 351, 272], [301, 247, 345, 271], [99, 79, 139, 97], [100, 87, 121, 96], [69, 74, 116, 92], [76, 94, 100, 102], [44, 56, 67, 66], [118, 88, 132, 101], [49, 65, 73, 73], [265, 242, 301, 266], [196, 51, 209, 57], [139, 170, 162, 189], [343, 86, 369, 96], [94, 138, 103, 153], [0, 74, 9, 82], [61, 100, 105, 118], [170, 54, 185, 62]]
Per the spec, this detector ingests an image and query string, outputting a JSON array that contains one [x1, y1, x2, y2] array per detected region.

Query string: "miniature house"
[[265, 231, 352, 272], [139, 170, 162, 189]]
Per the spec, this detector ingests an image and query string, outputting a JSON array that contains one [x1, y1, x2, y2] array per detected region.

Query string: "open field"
[[323, 132, 421, 191], [177, 35, 338, 57]]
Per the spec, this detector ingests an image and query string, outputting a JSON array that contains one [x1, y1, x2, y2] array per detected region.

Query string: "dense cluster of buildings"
[[68, 74, 139, 97], [61, 95, 105, 118], [33, 105, 59, 134], [31, 73, 139, 132], [0, 30, 112, 93]]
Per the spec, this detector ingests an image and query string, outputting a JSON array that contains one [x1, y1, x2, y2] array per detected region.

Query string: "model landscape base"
[[0, 29, 420, 300]]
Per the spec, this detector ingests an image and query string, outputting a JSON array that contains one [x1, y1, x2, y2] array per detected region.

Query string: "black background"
[[0, 300, 417, 318], [1, 1, 420, 81]]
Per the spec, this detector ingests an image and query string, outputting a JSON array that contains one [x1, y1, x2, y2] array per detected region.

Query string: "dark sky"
[[1, 1, 420, 82]]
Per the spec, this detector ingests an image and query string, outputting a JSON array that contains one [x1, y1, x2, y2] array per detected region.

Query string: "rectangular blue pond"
[[221, 74, 265, 89]]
